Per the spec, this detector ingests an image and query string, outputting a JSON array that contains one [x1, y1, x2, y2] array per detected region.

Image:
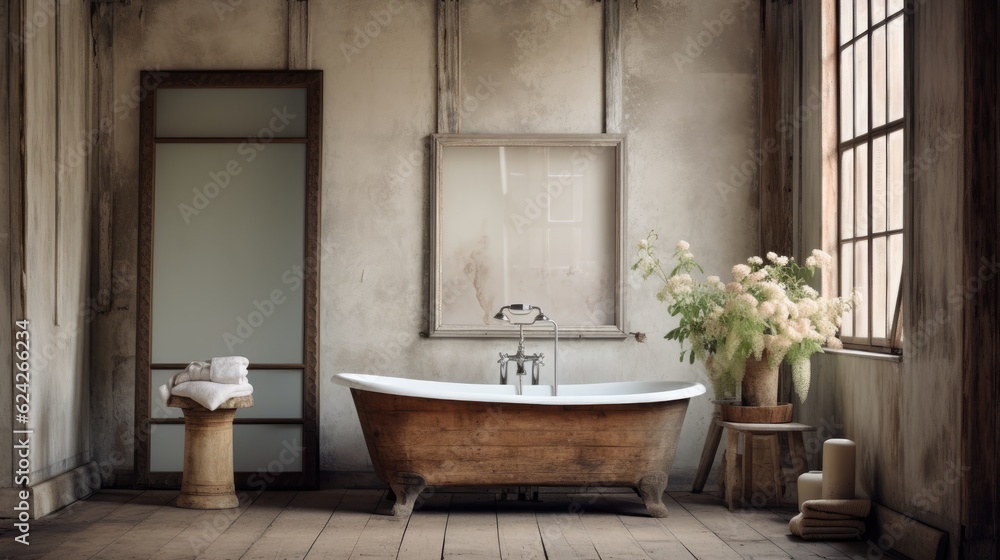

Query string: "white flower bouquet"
[[633, 232, 859, 402]]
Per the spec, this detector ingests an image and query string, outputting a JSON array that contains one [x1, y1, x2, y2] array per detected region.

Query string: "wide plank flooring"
[[0, 490, 876, 560]]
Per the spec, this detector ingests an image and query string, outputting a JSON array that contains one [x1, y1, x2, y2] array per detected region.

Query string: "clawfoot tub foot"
[[637, 472, 670, 518], [389, 472, 427, 516]]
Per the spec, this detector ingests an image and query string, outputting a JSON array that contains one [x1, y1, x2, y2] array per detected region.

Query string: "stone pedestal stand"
[[167, 395, 254, 509]]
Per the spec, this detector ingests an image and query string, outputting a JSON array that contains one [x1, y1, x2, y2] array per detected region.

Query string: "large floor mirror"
[[136, 71, 322, 488]]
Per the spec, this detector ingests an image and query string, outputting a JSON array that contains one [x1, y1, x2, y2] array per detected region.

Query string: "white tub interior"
[[333, 373, 706, 406]]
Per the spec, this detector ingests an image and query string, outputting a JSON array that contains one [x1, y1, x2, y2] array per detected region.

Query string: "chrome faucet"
[[494, 304, 559, 396]]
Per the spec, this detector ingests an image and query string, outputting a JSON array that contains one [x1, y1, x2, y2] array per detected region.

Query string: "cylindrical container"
[[797, 471, 823, 511], [821, 438, 856, 499]]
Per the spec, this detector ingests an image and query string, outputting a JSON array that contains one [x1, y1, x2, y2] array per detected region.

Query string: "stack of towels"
[[158, 356, 253, 411], [788, 498, 870, 540]]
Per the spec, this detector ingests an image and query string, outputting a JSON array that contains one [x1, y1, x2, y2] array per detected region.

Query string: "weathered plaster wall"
[[91, 0, 760, 487], [3, 0, 93, 490], [797, 0, 964, 555]]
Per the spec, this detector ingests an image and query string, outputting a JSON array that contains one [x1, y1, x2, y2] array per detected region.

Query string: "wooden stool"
[[168, 395, 254, 509], [693, 415, 816, 510]]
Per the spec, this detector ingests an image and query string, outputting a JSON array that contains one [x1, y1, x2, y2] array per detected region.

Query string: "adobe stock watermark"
[[6, 0, 72, 51], [716, 85, 823, 201], [387, 73, 502, 188], [672, 0, 753, 71], [176, 105, 299, 225], [57, 70, 169, 180], [904, 254, 1000, 353], [507, 144, 607, 234], [221, 234, 336, 352], [907, 128, 960, 179], [864, 460, 968, 559], [183, 436, 305, 554], [508, 0, 591, 52], [340, 0, 407, 63]]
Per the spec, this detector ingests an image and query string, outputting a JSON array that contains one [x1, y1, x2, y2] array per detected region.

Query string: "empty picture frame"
[[429, 134, 627, 338]]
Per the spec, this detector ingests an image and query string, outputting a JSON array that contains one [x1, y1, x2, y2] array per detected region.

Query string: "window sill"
[[820, 348, 903, 363]]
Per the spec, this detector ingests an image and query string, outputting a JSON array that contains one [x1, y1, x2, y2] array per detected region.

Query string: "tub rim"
[[333, 372, 706, 406]]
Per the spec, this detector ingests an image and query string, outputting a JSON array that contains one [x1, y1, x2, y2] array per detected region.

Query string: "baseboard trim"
[[870, 503, 949, 560], [0, 462, 101, 519]]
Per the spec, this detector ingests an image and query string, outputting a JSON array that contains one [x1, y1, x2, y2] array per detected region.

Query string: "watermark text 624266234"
[[13, 319, 33, 545]]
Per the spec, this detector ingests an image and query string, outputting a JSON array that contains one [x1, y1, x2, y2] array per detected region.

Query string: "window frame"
[[835, 0, 908, 354]]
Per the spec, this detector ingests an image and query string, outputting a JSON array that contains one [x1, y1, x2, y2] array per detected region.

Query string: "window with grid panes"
[[838, 0, 905, 351]]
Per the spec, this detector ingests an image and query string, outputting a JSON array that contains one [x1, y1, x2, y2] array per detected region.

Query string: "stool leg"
[[725, 429, 739, 510], [742, 433, 754, 508], [769, 434, 784, 503], [693, 417, 723, 493]]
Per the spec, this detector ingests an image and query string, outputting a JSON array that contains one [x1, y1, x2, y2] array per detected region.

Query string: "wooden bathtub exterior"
[[349, 388, 691, 518]]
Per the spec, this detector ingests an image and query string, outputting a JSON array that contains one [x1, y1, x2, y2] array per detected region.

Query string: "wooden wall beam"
[[603, 0, 622, 134], [436, 0, 460, 134], [759, 0, 798, 404], [287, 0, 309, 70], [89, 0, 114, 313], [961, 0, 999, 555]]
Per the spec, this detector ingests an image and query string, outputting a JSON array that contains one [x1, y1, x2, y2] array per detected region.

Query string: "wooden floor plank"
[[602, 492, 696, 559], [396, 492, 452, 560], [732, 504, 853, 559], [0, 490, 140, 559], [638, 492, 744, 560], [303, 490, 385, 560], [0, 489, 891, 560], [194, 491, 297, 560], [442, 494, 501, 559], [495, 500, 545, 560], [146, 491, 261, 560], [240, 490, 339, 560], [34, 490, 178, 560], [673, 492, 791, 558], [534, 494, 600, 560], [575, 493, 651, 560], [345, 493, 411, 559]]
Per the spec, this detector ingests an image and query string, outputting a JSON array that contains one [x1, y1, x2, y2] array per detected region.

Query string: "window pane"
[[872, 237, 888, 338], [888, 129, 904, 230], [888, 233, 903, 335], [888, 0, 903, 14], [888, 16, 904, 122], [840, 0, 854, 45], [855, 36, 869, 135], [841, 46, 854, 141], [855, 143, 869, 237], [855, 240, 870, 338], [856, 0, 869, 37], [152, 144, 306, 363], [841, 242, 854, 337], [234, 425, 302, 472], [156, 88, 307, 138], [871, 0, 886, 24], [873, 135, 887, 232], [872, 26, 887, 128], [841, 149, 855, 238]]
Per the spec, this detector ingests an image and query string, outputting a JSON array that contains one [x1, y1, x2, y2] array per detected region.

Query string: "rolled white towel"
[[210, 356, 249, 384], [170, 381, 254, 411], [169, 361, 211, 386]]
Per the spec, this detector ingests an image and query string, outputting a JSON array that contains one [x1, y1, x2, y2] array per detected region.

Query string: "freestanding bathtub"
[[334, 373, 705, 518]]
